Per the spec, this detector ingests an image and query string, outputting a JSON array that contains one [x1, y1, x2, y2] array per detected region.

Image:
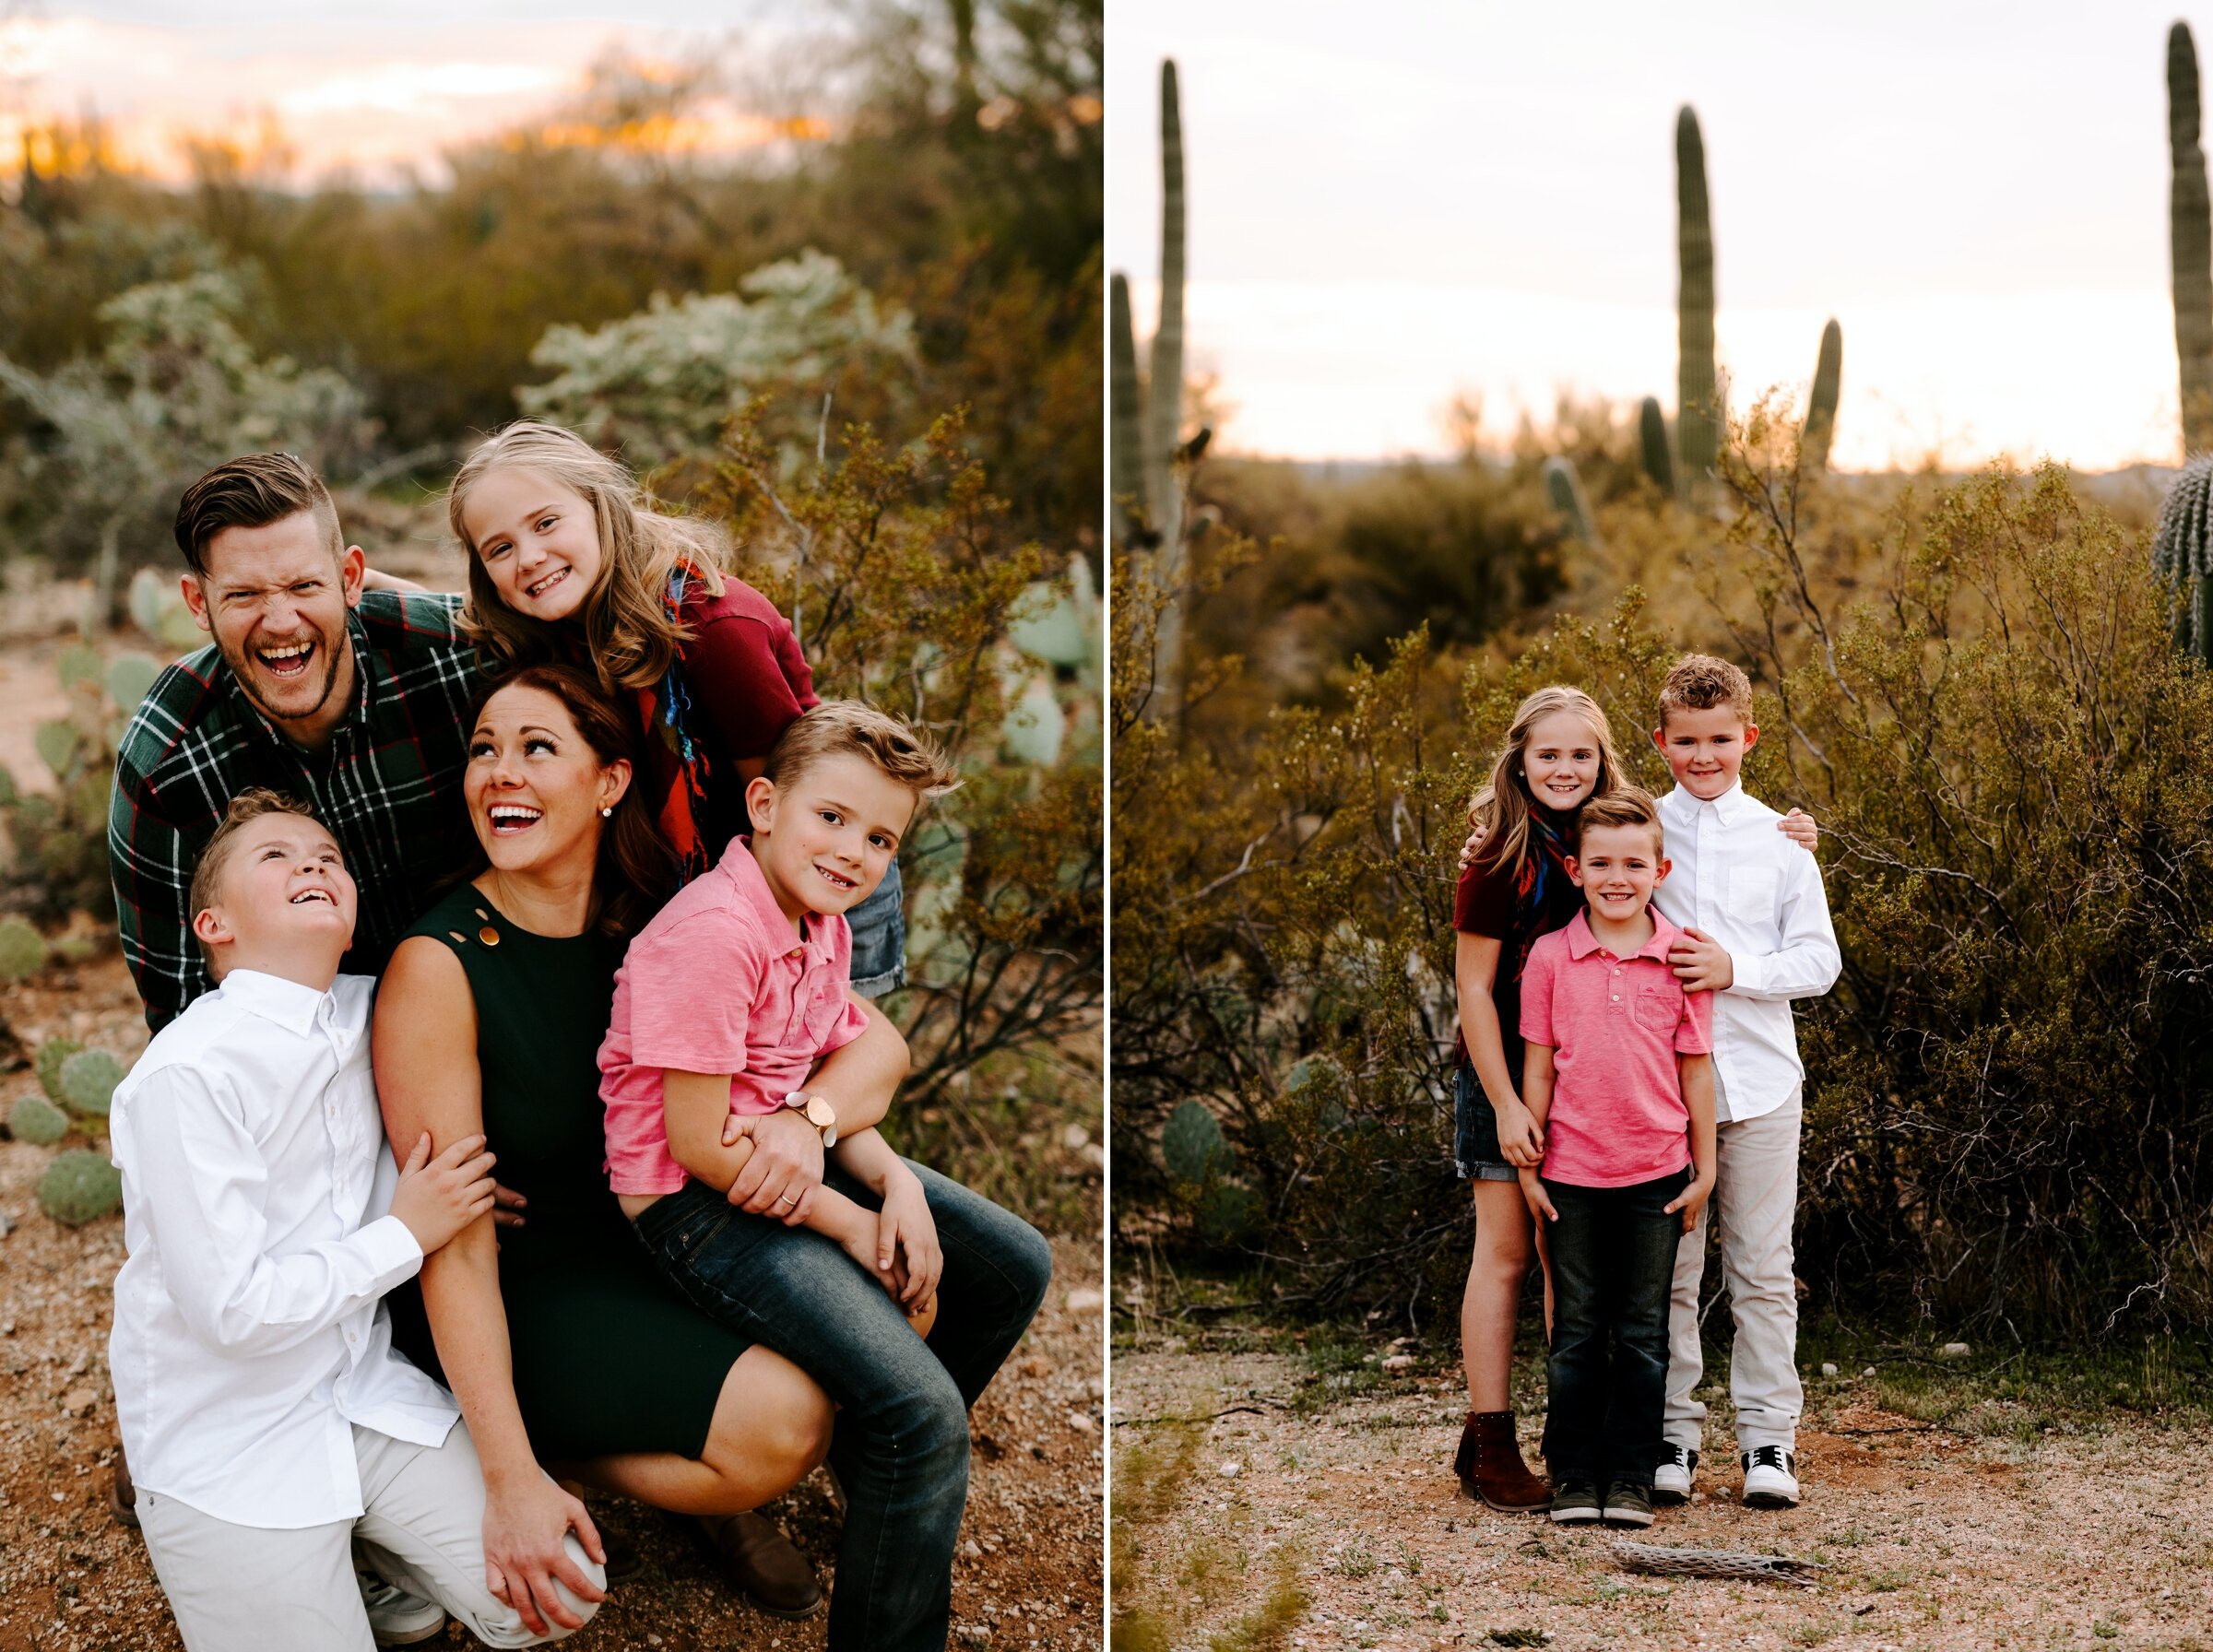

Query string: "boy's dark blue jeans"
[[632, 1158, 1052, 1652], [1540, 1167, 1690, 1487]]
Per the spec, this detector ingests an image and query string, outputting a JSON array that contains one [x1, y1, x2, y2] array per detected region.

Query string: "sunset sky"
[[0, 2, 815, 185], [1109, 0, 2202, 471]]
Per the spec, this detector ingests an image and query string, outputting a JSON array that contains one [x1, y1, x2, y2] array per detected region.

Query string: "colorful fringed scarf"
[[637, 563, 715, 886]]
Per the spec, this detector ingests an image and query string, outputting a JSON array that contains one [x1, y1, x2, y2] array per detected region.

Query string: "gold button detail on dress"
[[479, 926, 501, 947]]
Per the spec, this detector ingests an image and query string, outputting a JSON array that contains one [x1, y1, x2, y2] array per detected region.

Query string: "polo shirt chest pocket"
[[1634, 984, 1679, 1034], [799, 976, 847, 1046], [1727, 862, 1779, 924]]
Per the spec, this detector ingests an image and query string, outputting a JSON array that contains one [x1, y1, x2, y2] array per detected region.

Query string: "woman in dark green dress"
[[372, 665, 914, 1637]]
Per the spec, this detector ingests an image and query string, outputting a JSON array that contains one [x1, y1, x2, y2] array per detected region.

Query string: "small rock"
[[958, 1628, 990, 1646], [1689, 1491, 1706, 1504], [1059, 1123, 1089, 1150], [61, 1387, 95, 1417], [65, 1351, 88, 1377], [1820, 1362, 1839, 1377], [1064, 1288, 1103, 1314], [1939, 1342, 1970, 1359], [963, 1540, 983, 1560], [1217, 1459, 1241, 1477], [1863, 1366, 1877, 1377], [1382, 1354, 1415, 1372]]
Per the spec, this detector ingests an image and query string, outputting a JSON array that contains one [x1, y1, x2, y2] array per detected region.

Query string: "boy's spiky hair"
[[1658, 653, 1756, 726], [1571, 785, 1664, 856], [763, 700, 962, 807], [188, 788, 332, 967]]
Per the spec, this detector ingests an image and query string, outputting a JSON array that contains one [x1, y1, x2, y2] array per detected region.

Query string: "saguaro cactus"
[[1147, 59, 1189, 719], [2172, 23, 2213, 454], [1110, 273, 1149, 553], [1638, 395, 1675, 495], [1543, 456, 1597, 544], [1803, 318, 1843, 473], [1675, 105, 1719, 496], [2153, 453, 2213, 660]]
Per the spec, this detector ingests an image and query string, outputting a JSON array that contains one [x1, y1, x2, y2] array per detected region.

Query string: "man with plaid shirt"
[[110, 454, 481, 1032]]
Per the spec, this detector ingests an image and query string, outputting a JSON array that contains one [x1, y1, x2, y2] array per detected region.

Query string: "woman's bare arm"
[[1454, 931, 1541, 1164], [373, 936, 603, 1635]]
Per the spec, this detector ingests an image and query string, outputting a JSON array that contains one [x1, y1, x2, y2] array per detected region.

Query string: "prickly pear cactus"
[[37, 1038, 84, 1104], [1543, 456, 1597, 543], [1639, 396, 1676, 495], [0, 917, 45, 981], [8, 1092, 67, 1146], [129, 568, 206, 652], [1803, 319, 1843, 473], [104, 653, 161, 715], [39, 1149, 122, 1226], [1162, 1099, 1228, 1182], [1675, 105, 1719, 496], [59, 1049, 124, 1118], [2153, 454, 2213, 661]]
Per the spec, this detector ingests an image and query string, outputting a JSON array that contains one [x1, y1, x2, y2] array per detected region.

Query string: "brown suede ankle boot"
[[1452, 1410, 1549, 1511]]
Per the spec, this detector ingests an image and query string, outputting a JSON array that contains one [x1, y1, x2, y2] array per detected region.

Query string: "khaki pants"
[[137, 1421, 603, 1652], [1663, 1092, 1804, 1456]]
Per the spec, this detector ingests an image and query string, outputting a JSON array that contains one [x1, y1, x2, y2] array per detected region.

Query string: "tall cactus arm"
[[1675, 106, 1719, 495], [1803, 318, 1843, 473], [1146, 58, 1188, 558], [1638, 395, 1676, 496], [1110, 272, 1150, 549], [2173, 23, 2213, 454]]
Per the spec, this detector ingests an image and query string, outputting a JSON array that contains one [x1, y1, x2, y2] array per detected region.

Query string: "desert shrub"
[[1114, 428, 2213, 1338], [703, 408, 1100, 1112]]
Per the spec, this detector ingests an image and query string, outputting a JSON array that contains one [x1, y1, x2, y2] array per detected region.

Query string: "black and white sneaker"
[[1652, 1443, 1698, 1505], [1740, 1445, 1800, 1508]]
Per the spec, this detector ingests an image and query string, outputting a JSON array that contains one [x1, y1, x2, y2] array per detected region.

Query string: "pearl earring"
[[600, 805, 612, 818]]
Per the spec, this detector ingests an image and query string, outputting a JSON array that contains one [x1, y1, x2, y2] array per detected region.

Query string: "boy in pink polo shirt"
[[599, 700, 1056, 1652], [1518, 787, 1716, 1529]]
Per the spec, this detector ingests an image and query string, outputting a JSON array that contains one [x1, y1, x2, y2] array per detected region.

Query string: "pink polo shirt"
[[1519, 907, 1713, 1188], [598, 836, 872, 1197]]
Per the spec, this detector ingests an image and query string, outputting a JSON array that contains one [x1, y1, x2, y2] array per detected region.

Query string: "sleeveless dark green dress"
[[389, 882, 752, 1462]]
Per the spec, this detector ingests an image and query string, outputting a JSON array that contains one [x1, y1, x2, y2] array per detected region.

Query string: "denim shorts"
[[846, 857, 906, 997], [1453, 1064, 1521, 1183]]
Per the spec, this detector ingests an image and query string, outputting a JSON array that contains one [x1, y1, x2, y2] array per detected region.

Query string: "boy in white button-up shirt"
[[1646, 656, 1840, 1512], [109, 788, 602, 1651]]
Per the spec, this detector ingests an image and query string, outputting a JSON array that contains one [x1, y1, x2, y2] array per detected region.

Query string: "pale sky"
[[1108, 0, 2202, 470], [0, 2, 830, 186]]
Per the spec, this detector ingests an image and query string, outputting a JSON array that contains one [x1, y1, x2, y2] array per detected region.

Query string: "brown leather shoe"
[[1453, 1410, 1549, 1512], [694, 1511, 823, 1619], [109, 1446, 139, 1530]]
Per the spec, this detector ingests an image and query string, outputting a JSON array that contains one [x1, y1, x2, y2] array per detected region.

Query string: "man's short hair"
[[1572, 785, 1665, 856], [1657, 653, 1756, 728], [763, 700, 961, 809], [173, 454, 342, 576], [188, 789, 330, 967]]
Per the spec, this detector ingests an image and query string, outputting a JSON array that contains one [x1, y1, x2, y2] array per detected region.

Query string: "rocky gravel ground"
[[1112, 1343, 2213, 1652], [0, 956, 1105, 1652]]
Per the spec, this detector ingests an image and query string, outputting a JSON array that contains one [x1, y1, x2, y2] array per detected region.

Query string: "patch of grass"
[[1205, 1547, 1310, 1652], [1333, 1538, 1378, 1579]]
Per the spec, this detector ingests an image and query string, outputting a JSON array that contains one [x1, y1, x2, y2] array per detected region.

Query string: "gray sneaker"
[[1601, 1481, 1655, 1528], [1652, 1442, 1698, 1505], [1548, 1477, 1603, 1524], [361, 1574, 446, 1647]]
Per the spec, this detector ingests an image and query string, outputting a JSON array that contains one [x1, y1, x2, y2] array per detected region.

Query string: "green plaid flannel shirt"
[[109, 591, 483, 1032]]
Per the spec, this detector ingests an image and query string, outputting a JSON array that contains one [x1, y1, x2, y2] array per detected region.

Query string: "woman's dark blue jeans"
[[1540, 1168, 1689, 1487], [632, 1159, 1052, 1652]]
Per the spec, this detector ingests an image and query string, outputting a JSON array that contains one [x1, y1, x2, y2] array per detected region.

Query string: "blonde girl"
[[446, 421, 905, 993], [1450, 686, 1627, 1511]]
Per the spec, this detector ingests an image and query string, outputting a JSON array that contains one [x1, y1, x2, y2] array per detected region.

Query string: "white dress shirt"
[[1652, 783, 1841, 1122], [108, 969, 457, 1528]]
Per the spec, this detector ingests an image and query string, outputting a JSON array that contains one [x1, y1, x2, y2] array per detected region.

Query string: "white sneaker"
[[1740, 1445, 1800, 1508], [1652, 1442, 1698, 1505], [361, 1574, 447, 1647]]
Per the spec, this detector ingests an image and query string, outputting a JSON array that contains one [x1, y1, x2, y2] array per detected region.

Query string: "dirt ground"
[[0, 568, 1106, 1651], [0, 961, 1104, 1652], [1111, 1343, 2213, 1652]]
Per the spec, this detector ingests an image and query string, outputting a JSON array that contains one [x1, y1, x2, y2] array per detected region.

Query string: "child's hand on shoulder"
[[391, 1132, 498, 1254], [1517, 1167, 1557, 1224], [876, 1168, 943, 1313], [1667, 927, 1734, 992], [1664, 1173, 1714, 1234], [1778, 808, 1817, 851]]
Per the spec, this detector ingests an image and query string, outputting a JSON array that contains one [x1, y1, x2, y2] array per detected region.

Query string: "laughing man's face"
[[187, 512, 364, 745]]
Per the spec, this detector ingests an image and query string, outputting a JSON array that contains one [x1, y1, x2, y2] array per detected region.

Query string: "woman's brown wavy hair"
[[1464, 685, 1627, 881], [449, 421, 732, 694], [463, 664, 677, 939]]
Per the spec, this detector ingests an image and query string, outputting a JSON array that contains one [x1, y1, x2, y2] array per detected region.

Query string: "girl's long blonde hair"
[[450, 421, 732, 694], [1466, 685, 1626, 877]]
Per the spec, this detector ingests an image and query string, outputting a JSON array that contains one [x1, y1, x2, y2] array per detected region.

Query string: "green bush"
[[1113, 435, 2213, 1337]]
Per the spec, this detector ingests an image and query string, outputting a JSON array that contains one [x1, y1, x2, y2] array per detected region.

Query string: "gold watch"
[[780, 1090, 838, 1149]]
